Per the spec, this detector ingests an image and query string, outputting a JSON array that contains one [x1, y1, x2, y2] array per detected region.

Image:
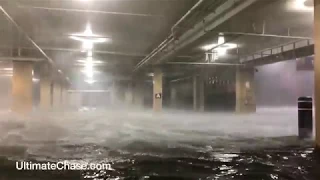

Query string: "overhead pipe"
[[155, 0, 258, 64], [166, 62, 243, 66], [133, 37, 174, 70], [0, 6, 54, 65], [134, 0, 258, 71], [0, 57, 44, 62], [17, 5, 164, 18], [170, 76, 194, 83], [171, 0, 205, 32], [0, 46, 147, 57], [0, 6, 70, 83], [134, 0, 205, 71]]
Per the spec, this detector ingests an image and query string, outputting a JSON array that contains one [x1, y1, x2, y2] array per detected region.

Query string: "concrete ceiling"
[[0, 0, 315, 83]]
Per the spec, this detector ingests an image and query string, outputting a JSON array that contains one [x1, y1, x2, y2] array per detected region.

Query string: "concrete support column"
[[53, 82, 62, 108], [314, 0, 320, 148], [11, 61, 33, 113], [110, 81, 117, 105], [63, 87, 69, 107], [170, 85, 177, 108], [193, 76, 199, 110], [235, 67, 256, 113], [69, 92, 82, 108], [199, 73, 205, 112], [133, 80, 145, 107], [40, 77, 52, 109], [193, 73, 205, 112], [60, 86, 67, 107], [39, 63, 54, 110], [125, 82, 133, 105], [153, 68, 163, 111]]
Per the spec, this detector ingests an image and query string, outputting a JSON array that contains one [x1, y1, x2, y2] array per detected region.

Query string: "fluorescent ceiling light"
[[85, 79, 95, 84], [292, 0, 313, 11], [201, 42, 237, 51], [82, 41, 94, 51], [76, 59, 104, 64], [0, 74, 39, 82], [69, 24, 109, 43], [218, 35, 225, 44], [202, 35, 237, 61], [33, 78, 40, 82], [0, 68, 13, 71], [202, 35, 237, 51]]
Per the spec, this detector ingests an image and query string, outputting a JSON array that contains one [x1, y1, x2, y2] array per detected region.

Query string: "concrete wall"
[[255, 58, 314, 107]]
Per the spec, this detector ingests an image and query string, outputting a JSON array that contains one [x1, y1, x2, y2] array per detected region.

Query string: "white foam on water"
[[0, 107, 308, 161]]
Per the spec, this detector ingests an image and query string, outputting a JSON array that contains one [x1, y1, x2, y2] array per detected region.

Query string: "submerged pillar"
[[235, 67, 256, 113], [61, 85, 68, 107], [40, 76, 53, 109], [11, 61, 33, 113], [39, 64, 52, 109], [133, 80, 145, 107], [199, 71, 205, 112], [193, 72, 205, 112], [170, 85, 177, 108], [193, 76, 199, 111], [125, 82, 134, 105], [314, 0, 320, 148], [53, 81, 62, 108], [110, 81, 117, 105], [153, 68, 163, 111]]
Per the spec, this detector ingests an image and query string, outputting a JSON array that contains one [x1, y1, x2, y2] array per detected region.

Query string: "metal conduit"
[[166, 62, 243, 66], [155, 0, 258, 64], [171, 0, 205, 32], [0, 6, 69, 82], [134, 37, 174, 70], [134, 0, 206, 71], [17, 5, 164, 18], [134, 0, 255, 71]]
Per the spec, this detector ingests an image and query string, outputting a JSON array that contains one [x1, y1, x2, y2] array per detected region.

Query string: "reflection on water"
[[0, 107, 319, 179]]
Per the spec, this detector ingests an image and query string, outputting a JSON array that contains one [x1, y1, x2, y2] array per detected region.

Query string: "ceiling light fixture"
[[294, 0, 313, 11], [85, 79, 95, 84], [77, 60, 104, 64], [202, 34, 237, 61], [87, 51, 93, 57], [0, 68, 13, 71], [82, 41, 94, 51], [69, 24, 109, 44]]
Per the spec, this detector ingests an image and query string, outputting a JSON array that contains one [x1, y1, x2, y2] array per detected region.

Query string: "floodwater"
[[0, 107, 319, 179]]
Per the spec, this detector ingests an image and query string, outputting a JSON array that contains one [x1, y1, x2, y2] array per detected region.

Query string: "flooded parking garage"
[[0, 0, 319, 179]]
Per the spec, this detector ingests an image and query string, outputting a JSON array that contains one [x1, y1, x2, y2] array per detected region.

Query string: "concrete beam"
[[245, 45, 314, 67]]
